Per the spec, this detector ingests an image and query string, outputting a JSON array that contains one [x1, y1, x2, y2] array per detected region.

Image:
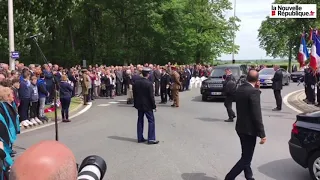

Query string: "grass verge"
[[46, 97, 83, 119]]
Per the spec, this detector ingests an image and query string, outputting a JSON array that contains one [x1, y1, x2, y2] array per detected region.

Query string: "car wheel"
[[286, 78, 290, 86], [202, 95, 208, 101], [308, 151, 320, 180]]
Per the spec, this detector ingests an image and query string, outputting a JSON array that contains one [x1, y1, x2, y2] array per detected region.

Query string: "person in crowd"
[[89, 71, 96, 101], [18, 70, 32, 127], [115, 67, 123, 96], [133, 68, 158, 144], [10, 140, 78, 180], [11, 78, 20, 109], [81, 69, 90, 105], [94, 70, 101, 98], [105, 70, 114, 99], [170, 66, 181, 107], [184, 66, 192, 91], [225, 70, 266, 180], [223, 68, 237, 122], [29, 75, 42, 125], [37, 73, 49, 122], [59, 75, 74, 122], [43, 64, 53, 105], [0, 86, 20, 179], [271, 65, 283, 111], [159, 68, 170, 104], [126, 69, 134, 104], [154, 65, 161, 96]]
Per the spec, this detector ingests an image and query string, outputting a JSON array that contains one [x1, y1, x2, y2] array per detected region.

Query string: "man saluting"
[[133, 68, 159, 144]]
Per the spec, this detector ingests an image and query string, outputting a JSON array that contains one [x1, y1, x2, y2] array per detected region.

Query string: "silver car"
[[259, 68, 290, 87]]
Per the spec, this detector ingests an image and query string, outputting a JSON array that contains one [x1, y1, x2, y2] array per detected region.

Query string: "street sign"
[[11, 51, 19, 59]]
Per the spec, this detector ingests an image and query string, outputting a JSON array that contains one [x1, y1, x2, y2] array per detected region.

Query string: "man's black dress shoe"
[[224, 119, 234, 122], [272, 108, 281, 111], [148, 140, 159, 144], [138, 139, 147, 143]]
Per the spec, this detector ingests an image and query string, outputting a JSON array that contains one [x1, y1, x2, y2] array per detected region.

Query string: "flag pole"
[[231, 0, 236, 63]]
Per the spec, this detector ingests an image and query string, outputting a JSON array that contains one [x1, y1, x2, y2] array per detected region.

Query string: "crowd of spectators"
[[0, 61, 213, 128]]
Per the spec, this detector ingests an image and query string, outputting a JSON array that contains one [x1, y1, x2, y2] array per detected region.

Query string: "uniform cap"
[[142, 67, 151, 73], [171, 66, 176, 70], [81, 69, 88, 72]]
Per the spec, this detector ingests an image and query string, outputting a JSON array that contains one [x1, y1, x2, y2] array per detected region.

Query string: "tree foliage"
[[0, 0, 239, 66]]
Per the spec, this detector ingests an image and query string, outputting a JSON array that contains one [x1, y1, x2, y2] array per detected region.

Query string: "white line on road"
[[97, 104, 111, 107], [21, 102, 93, 134], [117, 100, 127, 102], [108, 101, 119, 104], [283, 89, 304, 113]]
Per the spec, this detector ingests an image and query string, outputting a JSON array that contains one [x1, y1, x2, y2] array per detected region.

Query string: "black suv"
[[200, 64, 248, 101], [289, 111, 320, 180]]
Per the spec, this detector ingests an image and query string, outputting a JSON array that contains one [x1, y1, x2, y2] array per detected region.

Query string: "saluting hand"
[[260, 137, 266, 144]]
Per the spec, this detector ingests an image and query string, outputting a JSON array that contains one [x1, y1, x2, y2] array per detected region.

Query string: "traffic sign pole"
[[8, 0, 15, 70]]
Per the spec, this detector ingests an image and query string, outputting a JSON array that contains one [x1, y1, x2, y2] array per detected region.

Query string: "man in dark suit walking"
[[272, 65, 283, 111], [225, 70, 266, 180], [133, 68, 159, 145], [223, 68, 237, 122]]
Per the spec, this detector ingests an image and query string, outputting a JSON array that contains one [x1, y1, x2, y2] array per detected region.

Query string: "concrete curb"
[[284, 89, 320, 113], [21, 102, 92, 134]]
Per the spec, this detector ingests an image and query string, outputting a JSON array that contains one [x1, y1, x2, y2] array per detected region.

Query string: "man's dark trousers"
[[160, 87, 168, 103], [306, 84, 315, 103], [225, 133, 256, 180], [273, 90, 282, 109], [224, 95, 235, 119], [137, 110, 156, 141], [155, 80, 160, 96]]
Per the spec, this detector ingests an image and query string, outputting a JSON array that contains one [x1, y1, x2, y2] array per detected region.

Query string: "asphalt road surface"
[[15, 83, 307, 180]]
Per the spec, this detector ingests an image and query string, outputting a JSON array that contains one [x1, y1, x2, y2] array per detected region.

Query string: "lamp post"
[[8, 0, 15, 70], [231, 0, 236, 62]]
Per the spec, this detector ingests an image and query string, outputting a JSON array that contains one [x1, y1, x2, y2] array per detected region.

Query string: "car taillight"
[[292, 122, 299, 134]]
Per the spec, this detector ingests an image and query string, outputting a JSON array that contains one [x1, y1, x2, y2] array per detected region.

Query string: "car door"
[[280, 68, 288, 84]]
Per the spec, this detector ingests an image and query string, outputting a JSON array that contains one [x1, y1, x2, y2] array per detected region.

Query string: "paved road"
[[15, 83, 307, 180]]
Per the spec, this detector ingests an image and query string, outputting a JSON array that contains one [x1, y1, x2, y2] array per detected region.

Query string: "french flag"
[[310, 30, 320, 71], [298, 34, 309, 67]]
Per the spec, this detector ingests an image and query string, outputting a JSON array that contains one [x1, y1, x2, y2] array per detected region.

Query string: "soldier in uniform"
[[170, 66, 181, 107], [133, 68, 159, 144], [81, 69, 90, 105], [305, 68, 316, 104]]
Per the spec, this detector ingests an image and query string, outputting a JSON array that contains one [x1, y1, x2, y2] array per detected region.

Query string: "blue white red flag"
[[298, 34, 309, 67], [310, 30, 320, 71]]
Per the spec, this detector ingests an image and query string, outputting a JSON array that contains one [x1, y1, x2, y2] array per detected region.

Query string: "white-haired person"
[[0, 86, 20, 176]]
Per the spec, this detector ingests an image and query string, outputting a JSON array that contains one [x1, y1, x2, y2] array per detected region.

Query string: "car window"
[[210, 67, 240, 77], [259, 68, 275, 75]]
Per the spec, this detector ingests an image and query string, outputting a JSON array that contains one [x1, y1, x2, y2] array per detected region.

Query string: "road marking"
[[21, 102, 93, 134], [97, 104, 110, 107], [117, 100, 127, 102], [108, 101, 119, 104], [283, 89, 304, 113]]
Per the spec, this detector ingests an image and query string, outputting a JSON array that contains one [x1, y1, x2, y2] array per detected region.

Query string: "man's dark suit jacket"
[[133, 78, 156, 112], [235, 83, 266, 138], [272, 69, 283, 90]]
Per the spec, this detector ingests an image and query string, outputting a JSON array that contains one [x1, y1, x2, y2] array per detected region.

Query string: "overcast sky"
[[219, 0, 275, 60]]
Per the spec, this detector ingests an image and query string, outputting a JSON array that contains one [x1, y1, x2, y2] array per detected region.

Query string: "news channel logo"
[[270, 4, 317, 18]]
